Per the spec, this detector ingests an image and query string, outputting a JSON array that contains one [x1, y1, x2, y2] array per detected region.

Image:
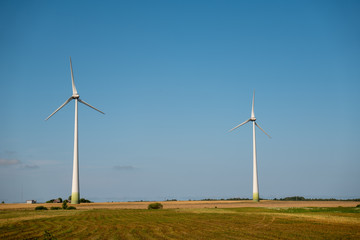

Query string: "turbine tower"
[[229, 91, 271, 202], [46, 57, 104, 204]]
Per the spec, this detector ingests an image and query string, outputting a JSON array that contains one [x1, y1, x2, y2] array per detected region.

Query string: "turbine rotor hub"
[[250, 117, 256, 121], [72, 94, 80, 99]]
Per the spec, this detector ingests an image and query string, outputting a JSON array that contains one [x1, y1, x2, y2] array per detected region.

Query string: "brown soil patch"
[[0, 200, 358, 210]]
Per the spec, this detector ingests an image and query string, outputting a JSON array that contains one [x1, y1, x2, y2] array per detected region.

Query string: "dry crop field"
[[0, 201, 359, 239]]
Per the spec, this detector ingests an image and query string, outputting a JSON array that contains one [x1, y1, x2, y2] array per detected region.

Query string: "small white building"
[[26, 200, 36, 204]]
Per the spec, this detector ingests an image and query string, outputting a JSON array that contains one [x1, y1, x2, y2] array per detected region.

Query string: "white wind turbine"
[[229, 92, 271, 202], [46, 57, 104, 204]]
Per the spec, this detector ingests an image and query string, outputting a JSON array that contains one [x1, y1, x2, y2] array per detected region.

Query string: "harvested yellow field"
[[1, 200, 358, 210], [0, 204, 359, 239]]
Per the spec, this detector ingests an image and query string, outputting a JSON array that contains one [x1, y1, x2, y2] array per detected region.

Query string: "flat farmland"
[[1, 200, 358, 210], [0, 201, 359, 239]]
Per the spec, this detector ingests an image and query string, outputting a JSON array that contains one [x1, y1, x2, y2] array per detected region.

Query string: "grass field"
[[0, 202, 359, 239]]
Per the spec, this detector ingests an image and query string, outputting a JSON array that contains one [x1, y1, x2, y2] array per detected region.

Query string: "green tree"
[[62, 200, 68, 209]]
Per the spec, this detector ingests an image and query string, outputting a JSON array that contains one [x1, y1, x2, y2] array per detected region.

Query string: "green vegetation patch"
[[148, 202, 163, 209], [277, 207, 360, 214], [35, 206, 48, 211], [50, 207, 62, 210]]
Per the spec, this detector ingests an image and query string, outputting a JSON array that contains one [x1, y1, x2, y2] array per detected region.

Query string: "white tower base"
[[252, 121, 259, 202], [71, 99, 80, 204]]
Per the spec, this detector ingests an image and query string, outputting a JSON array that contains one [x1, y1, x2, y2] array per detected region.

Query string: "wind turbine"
[[229, 91, 270, 202], [46, 57, 104, 204]]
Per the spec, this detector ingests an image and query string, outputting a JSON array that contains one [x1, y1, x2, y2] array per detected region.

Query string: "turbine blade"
[[45, 97, 73, 120], [78, 99, 105, 114], [255, 122, 271, 138], [251, 90, 255, 119], [229, 119, 250, 132], [70, 57, 78, 95]]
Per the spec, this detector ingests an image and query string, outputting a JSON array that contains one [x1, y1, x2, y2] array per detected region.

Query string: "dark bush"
[[46, 198, 62, 203], [280, 196, 306, 201], [35, 206, 48, 210], [50, 207, 61, 210], [62, 201, 68, 209], [356, 204, 360, 208], [67, 206, 76, 210], [148, 202, 163, 210], [43, 230, 57, 240]]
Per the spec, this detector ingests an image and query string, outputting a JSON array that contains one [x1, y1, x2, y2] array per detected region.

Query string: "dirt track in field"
[[1, 200, 358, 210]]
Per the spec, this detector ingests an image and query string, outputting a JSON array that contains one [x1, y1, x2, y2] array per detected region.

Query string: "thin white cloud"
[[113, 165, 135, 171], [22, 164, 40, 169], [0, 159, 21, 166], [31, 160, 63, 166], [0, 158, 40, 169]]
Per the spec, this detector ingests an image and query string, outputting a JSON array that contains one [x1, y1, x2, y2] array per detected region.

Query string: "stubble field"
[[0, 201, 359, 239]]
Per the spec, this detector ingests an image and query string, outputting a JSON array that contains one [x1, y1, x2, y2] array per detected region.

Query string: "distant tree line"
[[274, 196, 360, 201], [195, 197, 360, 202], [200, 196, 360, 201], [46, 196, 93, 203], [67, 196, 92, 203], [46, 197, 63, 203], [201, 198, 251, 201]]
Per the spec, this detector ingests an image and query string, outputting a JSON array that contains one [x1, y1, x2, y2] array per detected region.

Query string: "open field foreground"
[[0, 201, 359, 239]]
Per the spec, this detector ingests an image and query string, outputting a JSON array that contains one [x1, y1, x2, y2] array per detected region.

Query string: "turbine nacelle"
[[229, 91, 270, 138], [45, 57, 104, 121]]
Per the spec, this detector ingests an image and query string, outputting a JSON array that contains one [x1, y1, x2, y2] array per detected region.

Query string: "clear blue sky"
[[1, 0, 359, 203]]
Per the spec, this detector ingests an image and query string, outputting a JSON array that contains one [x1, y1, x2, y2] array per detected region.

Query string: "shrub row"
[[35, 202, 76, 211], [148, 202, 163, 209]]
